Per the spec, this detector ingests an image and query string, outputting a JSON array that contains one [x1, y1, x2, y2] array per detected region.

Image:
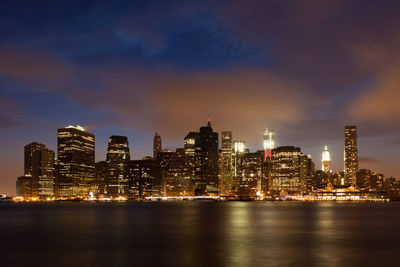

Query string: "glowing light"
[[66, 125, 85, 131]]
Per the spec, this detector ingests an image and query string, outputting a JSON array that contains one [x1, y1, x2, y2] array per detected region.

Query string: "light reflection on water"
[[1, 202, 400, 266]]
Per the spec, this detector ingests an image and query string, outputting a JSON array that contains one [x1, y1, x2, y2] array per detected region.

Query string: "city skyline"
[[1, 121, 398, 196], [1, 0, 400, 195], [8, 122, 398, 198]]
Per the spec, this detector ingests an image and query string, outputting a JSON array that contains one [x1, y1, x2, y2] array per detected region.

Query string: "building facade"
[[56, 125, 95, 197], [129, 159, 162, 199], [344, 126, 358, 185], [106, 136, 130, 197], [153, 132, 162, 159], [23, 142, 55, 198], [221, 131, 233, 196], [184, 120, 219, 196]]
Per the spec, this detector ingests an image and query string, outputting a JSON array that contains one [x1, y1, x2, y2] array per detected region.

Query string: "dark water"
[[1, 202, 400, 267]]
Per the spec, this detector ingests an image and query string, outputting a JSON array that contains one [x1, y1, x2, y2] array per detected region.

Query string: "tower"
[[344, 126, 358, 185], [221, 131, 233, 196], [23, 142, 55, 198], [56, 125, 95, 197], [153, 132, 162, 159], [321, 146, 331, 173], [106, 135, 130, 197], [184, 119, 219, 196], [263, 128, 275, 161]]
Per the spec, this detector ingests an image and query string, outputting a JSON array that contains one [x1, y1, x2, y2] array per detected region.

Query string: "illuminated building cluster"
[[13, 123, 398, 201]]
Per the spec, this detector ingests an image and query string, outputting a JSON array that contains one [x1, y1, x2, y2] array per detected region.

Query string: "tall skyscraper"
[[153, 132, 162, 159], [184, 120, 219, 196], [232, 140, 247, 193], [344, 126, 358, 185], [322, 146, 331, 173], [106, 136, 130, 197], [56, 125, 95, 197], [129, 159, 162, 199], [24, 142, 55, 198], [238, 152, 263, 198], [270, 146, 311, 194], [221, 131, 233, 196], [158, 148, 193, 196], [263, 128, 275, 161]]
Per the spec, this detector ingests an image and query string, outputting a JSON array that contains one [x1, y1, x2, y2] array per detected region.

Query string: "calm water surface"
[[1, 201, 399, 267]]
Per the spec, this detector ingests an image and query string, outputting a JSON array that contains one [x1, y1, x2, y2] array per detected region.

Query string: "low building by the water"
[[311, 183, 389, 201]]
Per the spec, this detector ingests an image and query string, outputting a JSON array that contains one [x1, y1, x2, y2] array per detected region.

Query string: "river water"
[[1, 201, 399, 266]]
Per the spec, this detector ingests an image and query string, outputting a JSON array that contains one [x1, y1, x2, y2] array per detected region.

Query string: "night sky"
[[1, 0, 400, 195]]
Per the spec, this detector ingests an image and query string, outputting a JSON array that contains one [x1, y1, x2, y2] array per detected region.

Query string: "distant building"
[[232, 140, 247, 193], [94, 161, 107, 195], [23, 142, 55, 198], [344, 126, 358, 185], [238, 152, 263, 198], [263, 128, 275, 161], [16, 175, 32, 198], [158, 149, 193, 196], [106, 136, 130, 197], [221, 131, 233, 196], [184, 120, 219, 196], [321, 146, 331, 173], [56, 125, 95, 197], [270, 146, 312, 194], [129, 159, 162, 199], [153, 132, 162, 159]]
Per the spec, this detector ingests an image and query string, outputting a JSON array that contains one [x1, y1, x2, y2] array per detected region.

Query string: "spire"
[[207, 118, 211, 127]]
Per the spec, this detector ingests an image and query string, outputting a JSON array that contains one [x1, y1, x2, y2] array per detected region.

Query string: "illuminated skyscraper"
[[24, 142, 55, 198], [153, 132, 162, 159], [263, 128, 275, 161], [232, 140, 246, 192], [56, 125, 95, 197], [129, 159, 162, 199], [184, 120, 219, 196], [322, 146, 331, 173], [270, 146, 312, 193], [221, 131, 233, 196], [344, 126, 358, 185], [106, 136, 130, 197]]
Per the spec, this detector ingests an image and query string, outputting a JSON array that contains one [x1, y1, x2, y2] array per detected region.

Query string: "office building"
[[184, 120, 219, 196], [23, 142, 55, 198], [153, 132, 162, 159], [129, 159, 162, 199], [56, 125, 95, 197], [344, 126, 358, 185], [270, 146, 311, 194], [221, 131, 233, 196], [106, 136, 130, 197], [321, 146, 331, 173]]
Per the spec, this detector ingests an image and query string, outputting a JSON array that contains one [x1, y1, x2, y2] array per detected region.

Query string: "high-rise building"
[[238, 152, 263, 198], [270, 146, 311, 194], [221, 131, 233, 196], [56, 125, 95, 197], [158, 148, 193, 196], [263, 128, 275, 161], [106, 136, 130, 197], [129, 159, 162, 199], [232, 140, 247, 193], [344, 126, 358, 185], [153, 132, 162, 159], [16, 175, 32, 198], [184, 120, 219, 196], [322, 146, 331, 173], [23, 142, 55, 198]]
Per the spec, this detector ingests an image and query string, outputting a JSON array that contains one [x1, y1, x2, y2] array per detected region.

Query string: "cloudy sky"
[[1, 0, 400, 195]]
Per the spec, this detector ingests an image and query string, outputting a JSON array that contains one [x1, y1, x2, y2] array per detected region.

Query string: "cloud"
[[0, 46, 72, 86]]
